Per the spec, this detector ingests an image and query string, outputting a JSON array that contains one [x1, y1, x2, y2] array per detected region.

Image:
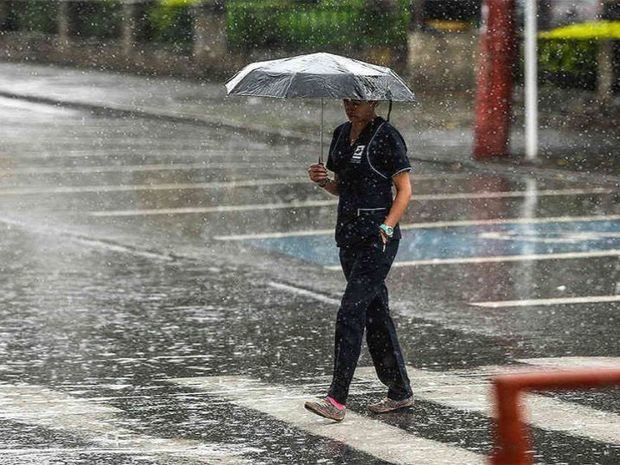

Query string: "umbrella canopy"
[[225, 52, 415, 102], [538, 20, 620, 40]]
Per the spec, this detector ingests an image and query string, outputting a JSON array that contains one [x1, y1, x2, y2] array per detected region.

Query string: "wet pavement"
[[0, 65, 619, 464]]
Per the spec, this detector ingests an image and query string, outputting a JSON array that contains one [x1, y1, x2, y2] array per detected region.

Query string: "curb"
[[0, 90, 316, 146]]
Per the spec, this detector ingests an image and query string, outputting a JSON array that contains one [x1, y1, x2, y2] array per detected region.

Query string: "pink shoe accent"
[[327, 396, 345, 410]]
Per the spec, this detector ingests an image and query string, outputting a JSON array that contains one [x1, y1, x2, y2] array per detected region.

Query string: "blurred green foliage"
[[4, 0, 57, 34], [227, 0, 410, 50], [144, 2, 194, 49], [4, 0, 409, 51], [538, 40, 599, 90], [4, 0, 122, 39], [71, 1, 122, 39]]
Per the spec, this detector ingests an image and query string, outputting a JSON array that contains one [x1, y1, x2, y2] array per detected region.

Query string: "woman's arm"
[[322, 173, 339, 196], [383, 171, 411, 231]]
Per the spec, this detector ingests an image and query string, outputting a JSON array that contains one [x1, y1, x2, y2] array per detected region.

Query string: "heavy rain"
[[0, 1, 618, 464]]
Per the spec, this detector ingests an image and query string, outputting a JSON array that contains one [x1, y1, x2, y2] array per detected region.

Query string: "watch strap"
[[379, 223, 394, 237]]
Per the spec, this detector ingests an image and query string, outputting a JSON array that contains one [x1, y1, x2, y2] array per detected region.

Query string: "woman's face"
[[343, 99, 377, 123]]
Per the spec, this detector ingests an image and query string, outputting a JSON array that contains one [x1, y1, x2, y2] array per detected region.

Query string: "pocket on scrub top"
[[354, 208, 386, 243]]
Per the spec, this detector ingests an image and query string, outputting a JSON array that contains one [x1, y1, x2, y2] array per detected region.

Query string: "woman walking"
[[305, 99, 413, 422]]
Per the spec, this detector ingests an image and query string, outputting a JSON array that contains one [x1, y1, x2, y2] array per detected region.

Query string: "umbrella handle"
[[319, 97, 324, 165]]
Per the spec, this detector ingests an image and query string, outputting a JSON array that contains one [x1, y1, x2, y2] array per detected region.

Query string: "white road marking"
[[479, 230, 620, 243], [517, 356, 620, 370], [0, 148, 282, 159], [215, 214, 620, 241], [416, 187, 613, 200], [72, 237, 176, 261], [354, 363, 620, 445], [0, 162, 305, 175], [268, 279, 618, 322], [0, 173, 478, 196], [469, 295, 620, 308], [0, 96, 81, 115], [421, 357, 620, 381], [88, 199, 338, 217], [268, 281, 492, 337], [0, 384, 250, 463], [0, 178, 307, 195], [445, 358, 620, 380], [87, 190, 617, 218], [0, 446, 243, 458], [267, 281, 340, 305], [349, 250, 620, 270], [171, 376, 486, 465], [0, 216, 175, 262], [171, 357, 620, 461]]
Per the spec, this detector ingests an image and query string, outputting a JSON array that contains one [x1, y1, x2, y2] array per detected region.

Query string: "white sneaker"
[[368, 396, 414, 414]]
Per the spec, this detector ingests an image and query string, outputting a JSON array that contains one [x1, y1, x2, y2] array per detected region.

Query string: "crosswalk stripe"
[[517, 356, 620, 370], [216, 214, 620, 241], [354, 364, 620, 445], [171, 376, 486, 465], [0, 174, 475, 196], [0, 384, 249, 463], [470, 295, 620, 308], [0, 447, 238, 458], [377, 250, 620, 268], [87, 190, 617, 217]]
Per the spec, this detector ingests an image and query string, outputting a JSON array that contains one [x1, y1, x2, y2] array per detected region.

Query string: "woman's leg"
[[328, 240, 396, 405], [366, 282, 413, 401]]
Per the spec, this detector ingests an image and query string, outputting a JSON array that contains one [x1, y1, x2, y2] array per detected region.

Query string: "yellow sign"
[[539, 21, 620, 41]]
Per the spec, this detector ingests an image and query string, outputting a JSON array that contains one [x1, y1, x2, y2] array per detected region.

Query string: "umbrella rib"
[[284, 72, 297, 98]]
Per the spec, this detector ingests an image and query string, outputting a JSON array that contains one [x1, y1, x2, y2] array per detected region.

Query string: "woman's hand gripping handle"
[[308, 163, 339, 196]]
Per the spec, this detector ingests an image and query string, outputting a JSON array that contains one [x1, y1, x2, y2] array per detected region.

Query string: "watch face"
[[381, 224, 394, 236]]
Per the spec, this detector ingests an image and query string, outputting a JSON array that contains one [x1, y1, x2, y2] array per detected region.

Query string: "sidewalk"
[[0, 61, 617, 181]]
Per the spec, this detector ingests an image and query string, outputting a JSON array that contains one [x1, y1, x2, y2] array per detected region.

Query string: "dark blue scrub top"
[[325, 116, 412, 247]]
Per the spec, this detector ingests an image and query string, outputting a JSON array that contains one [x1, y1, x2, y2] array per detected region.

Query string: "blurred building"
[[547, 0, 603, 26]]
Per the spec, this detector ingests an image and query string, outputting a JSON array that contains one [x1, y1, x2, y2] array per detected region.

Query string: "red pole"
[[490, 379, 530, 465], [490, 369, 620, 465], [473, 0, 516, 159]]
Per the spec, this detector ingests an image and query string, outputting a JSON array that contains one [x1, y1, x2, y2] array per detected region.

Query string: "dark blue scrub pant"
[[328, 239, 413, 405]]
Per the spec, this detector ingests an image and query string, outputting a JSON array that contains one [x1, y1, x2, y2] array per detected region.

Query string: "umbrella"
[[225, 52, 416, 164]]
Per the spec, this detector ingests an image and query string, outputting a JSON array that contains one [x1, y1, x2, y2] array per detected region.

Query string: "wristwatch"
[[317, 178, 330, 187], [379, 223, 394, 237]]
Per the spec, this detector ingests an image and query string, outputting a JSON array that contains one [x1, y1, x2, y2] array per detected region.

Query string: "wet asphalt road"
[[0, 94, 619, 465]]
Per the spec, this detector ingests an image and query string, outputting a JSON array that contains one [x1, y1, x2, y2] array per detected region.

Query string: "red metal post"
[[490, 369, 620, 465], [490, 379, 530, 465], [473, 0, 516, 159]]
